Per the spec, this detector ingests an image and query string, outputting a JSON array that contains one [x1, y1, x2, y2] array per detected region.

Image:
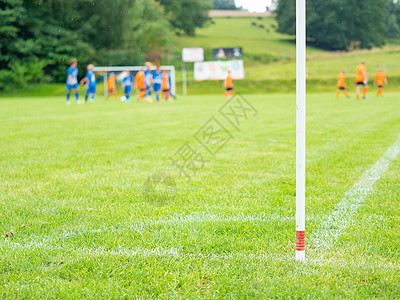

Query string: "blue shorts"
[[66, 83, 79, 90], [146, 85, 152, 91], [154, 83, 161, 92], [125, 86, 132, 94], [87, 84, 96, 94]]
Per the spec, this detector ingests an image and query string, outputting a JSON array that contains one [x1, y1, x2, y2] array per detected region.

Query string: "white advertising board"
[[194, 60, 244, 81], [182, 47, 204, 62]]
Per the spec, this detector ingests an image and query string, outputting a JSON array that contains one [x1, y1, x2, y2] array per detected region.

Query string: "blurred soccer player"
[[224, 71, 234, 99], [66, 59, 80, 105], [374, 69, 388, 96], [135, 68, 146, 101], [106, 72, 117, 100], [80, 64, 97, 103], [355, 61, 368, 100], [144, 62, 153, 102], [161, 70, 171, 101], [121, 71, 133, 103], [336, 70, 349, 98], [152, 66, 162, 102]]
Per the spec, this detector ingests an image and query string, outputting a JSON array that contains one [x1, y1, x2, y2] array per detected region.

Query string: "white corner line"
[[311, 133, 400, 250]]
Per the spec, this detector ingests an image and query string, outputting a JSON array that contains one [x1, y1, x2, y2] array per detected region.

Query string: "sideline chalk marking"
[[312, 134, 400, 249]]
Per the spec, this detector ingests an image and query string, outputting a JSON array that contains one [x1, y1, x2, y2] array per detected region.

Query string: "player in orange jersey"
[[336, 70, 349, 98], [224, 71, 234, 99], [161, 70, 171, 101], [374, 69, 388, 96], [355, 62, 368, 100], [106, 72, 117, 100], [135, 68, 146, 102]]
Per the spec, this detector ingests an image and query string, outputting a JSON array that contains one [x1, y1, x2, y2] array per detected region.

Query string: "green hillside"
[[175, 17, 400, 85], [175, 17, 323, 60]]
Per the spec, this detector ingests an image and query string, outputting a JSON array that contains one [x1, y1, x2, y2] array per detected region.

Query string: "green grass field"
[[1, 93, 400, 298]]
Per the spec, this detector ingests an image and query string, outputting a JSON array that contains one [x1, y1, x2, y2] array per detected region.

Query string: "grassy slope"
[[176, 17, 400, 82], [174, 17, 322, 59], [0, 94, 399, 298]]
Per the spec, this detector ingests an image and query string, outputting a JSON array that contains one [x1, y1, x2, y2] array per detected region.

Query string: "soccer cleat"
[[66, 100, 71, 105], [76, 100, 82, 104], [363, 97, 368, 100]]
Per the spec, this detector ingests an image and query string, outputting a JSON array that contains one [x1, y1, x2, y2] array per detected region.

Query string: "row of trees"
[[276, 0, 400, 50], [386, 0, 400, 38], [212, 0, 237, 10], [0, 0, 211, 89]]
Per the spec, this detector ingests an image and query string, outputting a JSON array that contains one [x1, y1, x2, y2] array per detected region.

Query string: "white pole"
[[182, 62, 187, 95], [171, 67, 176, 96], [296, 0, 306, 262], [104, 73, 108, 97]]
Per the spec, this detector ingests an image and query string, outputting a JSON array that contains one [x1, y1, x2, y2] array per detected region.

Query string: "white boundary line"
[[2, 239, 289, 262], [311, 134, 400, 249], [0, 213, 299, 262], [2, 134, 399, 263], [3, 237, 399, 270], [41, 212, 298, 240]]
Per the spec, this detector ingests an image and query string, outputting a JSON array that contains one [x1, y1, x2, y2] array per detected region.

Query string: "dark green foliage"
[[276, 0, 295, 35], [385, 0, 400, 38], [0, 0, 48, 88], [156, 0, 212, 36], [307, 1, 352, 50], [0, 0, 210, 89], [212, 0, 237, 10], [276, 0, 388, 50]]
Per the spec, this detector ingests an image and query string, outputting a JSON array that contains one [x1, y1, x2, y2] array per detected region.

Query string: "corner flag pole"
[[295, 0, 306, 262]]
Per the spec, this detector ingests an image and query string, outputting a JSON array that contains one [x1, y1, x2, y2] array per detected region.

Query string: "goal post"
[[296, 0, 306, 262], [93, 65, 176, 97]]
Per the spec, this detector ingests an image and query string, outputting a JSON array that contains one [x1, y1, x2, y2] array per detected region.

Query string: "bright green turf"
[[0, 93, 399, 298]]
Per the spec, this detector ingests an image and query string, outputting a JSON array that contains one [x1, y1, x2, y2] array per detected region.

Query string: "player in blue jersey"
[[66, 59, 80, 105], [144, 62, 153, 102], [121, 71, 133, 103], [152, 66, 163, 102], [80, 64, 97, 103]]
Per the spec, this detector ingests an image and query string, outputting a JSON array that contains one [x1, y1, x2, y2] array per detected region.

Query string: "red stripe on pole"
[[296, 230, 305, 251]]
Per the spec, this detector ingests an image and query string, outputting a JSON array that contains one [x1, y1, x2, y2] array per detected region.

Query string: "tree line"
[[0, 0, 211, 89], [276, 0, 400, 50]]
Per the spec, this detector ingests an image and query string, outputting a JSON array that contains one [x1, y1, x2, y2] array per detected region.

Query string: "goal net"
[[93, 65, 176, 96]]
